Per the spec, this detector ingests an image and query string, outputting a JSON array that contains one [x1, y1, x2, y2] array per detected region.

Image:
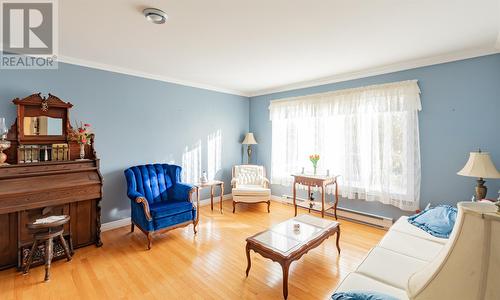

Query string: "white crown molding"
[[248, 47, 500, 97], [57, 55, 250, 97], [0, 44, 247, 96], [101, 194, 232, 232], [3, 46, 498, 98]]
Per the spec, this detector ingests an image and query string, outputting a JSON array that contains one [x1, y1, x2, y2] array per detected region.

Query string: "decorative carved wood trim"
[[233, 200, 271, 213], [132, 219, 196, 250], [292, 175, 340, 219], [245, 222, 340, 299], [12, 93, 73, 108], [135, 197, 152, 221], [4, 93, 97, 162], [131, 187, 200, 249], [0, 94, 103, 270]]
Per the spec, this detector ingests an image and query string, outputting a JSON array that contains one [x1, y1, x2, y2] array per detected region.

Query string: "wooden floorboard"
[[0, 201, 386, 300]]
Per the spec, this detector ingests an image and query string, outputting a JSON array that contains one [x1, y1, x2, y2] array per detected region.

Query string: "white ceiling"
[[60, 0, 500, 96]]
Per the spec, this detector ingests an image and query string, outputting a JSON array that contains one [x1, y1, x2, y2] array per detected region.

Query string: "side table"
[[292, 174, 340, 219], [195, 180, 225, 213]]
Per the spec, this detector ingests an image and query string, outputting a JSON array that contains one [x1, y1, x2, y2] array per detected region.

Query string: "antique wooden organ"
[[0, 93, 103, 270]]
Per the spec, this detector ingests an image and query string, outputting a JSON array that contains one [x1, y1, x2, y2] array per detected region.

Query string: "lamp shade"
[[457, 151, 500, 179], [242, 133, 257, 145]]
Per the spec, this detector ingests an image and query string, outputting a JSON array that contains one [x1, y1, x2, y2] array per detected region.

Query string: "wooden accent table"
[[245, 214, 340, 299], [195, 180, 224, 213], [292, 174, 340, 219]]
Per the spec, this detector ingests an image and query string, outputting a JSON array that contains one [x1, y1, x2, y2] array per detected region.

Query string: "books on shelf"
[[52, 143, 69, 161], [17, 143, 70, 163]]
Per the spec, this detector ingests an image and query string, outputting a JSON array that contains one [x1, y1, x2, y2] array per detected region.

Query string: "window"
[[270, 80, 421, 211]]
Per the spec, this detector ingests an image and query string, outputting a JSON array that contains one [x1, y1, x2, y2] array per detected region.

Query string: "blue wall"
[[250, 54, 500, 220], [1, 54, 499, 223], [0, 63, 249, 223]]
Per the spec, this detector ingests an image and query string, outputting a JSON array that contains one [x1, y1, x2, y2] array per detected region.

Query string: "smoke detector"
[[143, 8, 168, 24]]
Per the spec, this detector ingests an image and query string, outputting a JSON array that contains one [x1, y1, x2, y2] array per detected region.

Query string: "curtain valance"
[[269, 80, 421, 120]]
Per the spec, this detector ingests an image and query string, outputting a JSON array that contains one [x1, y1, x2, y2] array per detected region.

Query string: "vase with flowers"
[[309, 154, 320, 175], [70, 122, 93, 160]]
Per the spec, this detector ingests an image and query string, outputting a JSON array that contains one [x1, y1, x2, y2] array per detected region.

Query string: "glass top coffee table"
[[245, 214, 340, 299]]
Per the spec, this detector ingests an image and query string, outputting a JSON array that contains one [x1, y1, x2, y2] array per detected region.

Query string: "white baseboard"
[[101, 217, 132, 232], [199, 193, 232, 207], [271, 195, 393, 228], [101, 193, 233, 232]]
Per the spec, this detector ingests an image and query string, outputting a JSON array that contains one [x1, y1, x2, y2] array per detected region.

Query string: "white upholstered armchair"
[[231, 165, 271, 213]]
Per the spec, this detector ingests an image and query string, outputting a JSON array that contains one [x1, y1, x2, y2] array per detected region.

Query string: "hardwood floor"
[[0, 201, 386, 300]]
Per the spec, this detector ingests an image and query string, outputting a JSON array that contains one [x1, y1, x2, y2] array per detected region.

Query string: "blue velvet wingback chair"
[[124, 164, 198, 249]]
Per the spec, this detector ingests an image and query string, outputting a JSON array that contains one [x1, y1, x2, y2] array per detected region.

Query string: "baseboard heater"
[[278, 195, 393, 229]]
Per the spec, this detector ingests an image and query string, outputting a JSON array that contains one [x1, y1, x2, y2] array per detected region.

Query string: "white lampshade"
[[242, 133, 258, 145], [457, 151, 500, 179]]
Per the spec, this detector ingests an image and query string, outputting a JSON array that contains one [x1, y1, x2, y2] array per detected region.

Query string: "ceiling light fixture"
[[143, 8, 168, 24]]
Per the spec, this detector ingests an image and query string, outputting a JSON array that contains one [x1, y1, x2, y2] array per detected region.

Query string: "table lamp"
[[457, 150, 500, 200], [242, 133, 257, 164]]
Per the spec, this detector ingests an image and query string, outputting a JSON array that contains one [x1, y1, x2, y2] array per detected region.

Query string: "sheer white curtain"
[[270, 80, 421, 211]]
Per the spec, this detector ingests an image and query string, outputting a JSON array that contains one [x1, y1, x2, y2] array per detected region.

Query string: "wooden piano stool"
[[24, 215, 72, 281]]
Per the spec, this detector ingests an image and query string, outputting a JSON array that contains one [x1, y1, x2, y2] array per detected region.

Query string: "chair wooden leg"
[[23, 240, 38, 274], [44, 237, 53, 282], [232, 201, 236, 213], [267, 200, 271, 213], [131, 223, 135, 233], [59, 234, 72, 261], [146, 232, 153, 250], [193, 221, 197, 234]]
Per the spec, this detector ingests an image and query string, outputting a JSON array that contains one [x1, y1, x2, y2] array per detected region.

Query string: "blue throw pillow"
[[331, 291, 399, 300], [407, 205, 457, 238]]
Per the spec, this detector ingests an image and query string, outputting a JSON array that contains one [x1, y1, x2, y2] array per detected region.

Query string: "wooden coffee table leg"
[[219, 183, 224, 214], [210, 185, 214, 211], [281, 261, 290, 299], [334, 182, 339, 220], [336, 227, 341, 254], [293, 182, 297, 217], [245, 243, 252, 276]]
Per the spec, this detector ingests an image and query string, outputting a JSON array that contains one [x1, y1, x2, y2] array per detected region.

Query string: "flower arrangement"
[[69, 122, 93, 160], [70, 122, 93, 145], [309, 154, 320, 174]]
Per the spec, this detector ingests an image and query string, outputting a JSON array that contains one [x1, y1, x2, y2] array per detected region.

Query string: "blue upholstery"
[[124, 164, 196, 233], [331, 291, 399, 300], [150, 201, 194, 219], [153, 211, 194, 230], [407, 205, 457, 238]]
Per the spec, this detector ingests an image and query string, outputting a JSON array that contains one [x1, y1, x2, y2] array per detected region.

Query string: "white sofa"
[[334, 201, 500, 299]]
